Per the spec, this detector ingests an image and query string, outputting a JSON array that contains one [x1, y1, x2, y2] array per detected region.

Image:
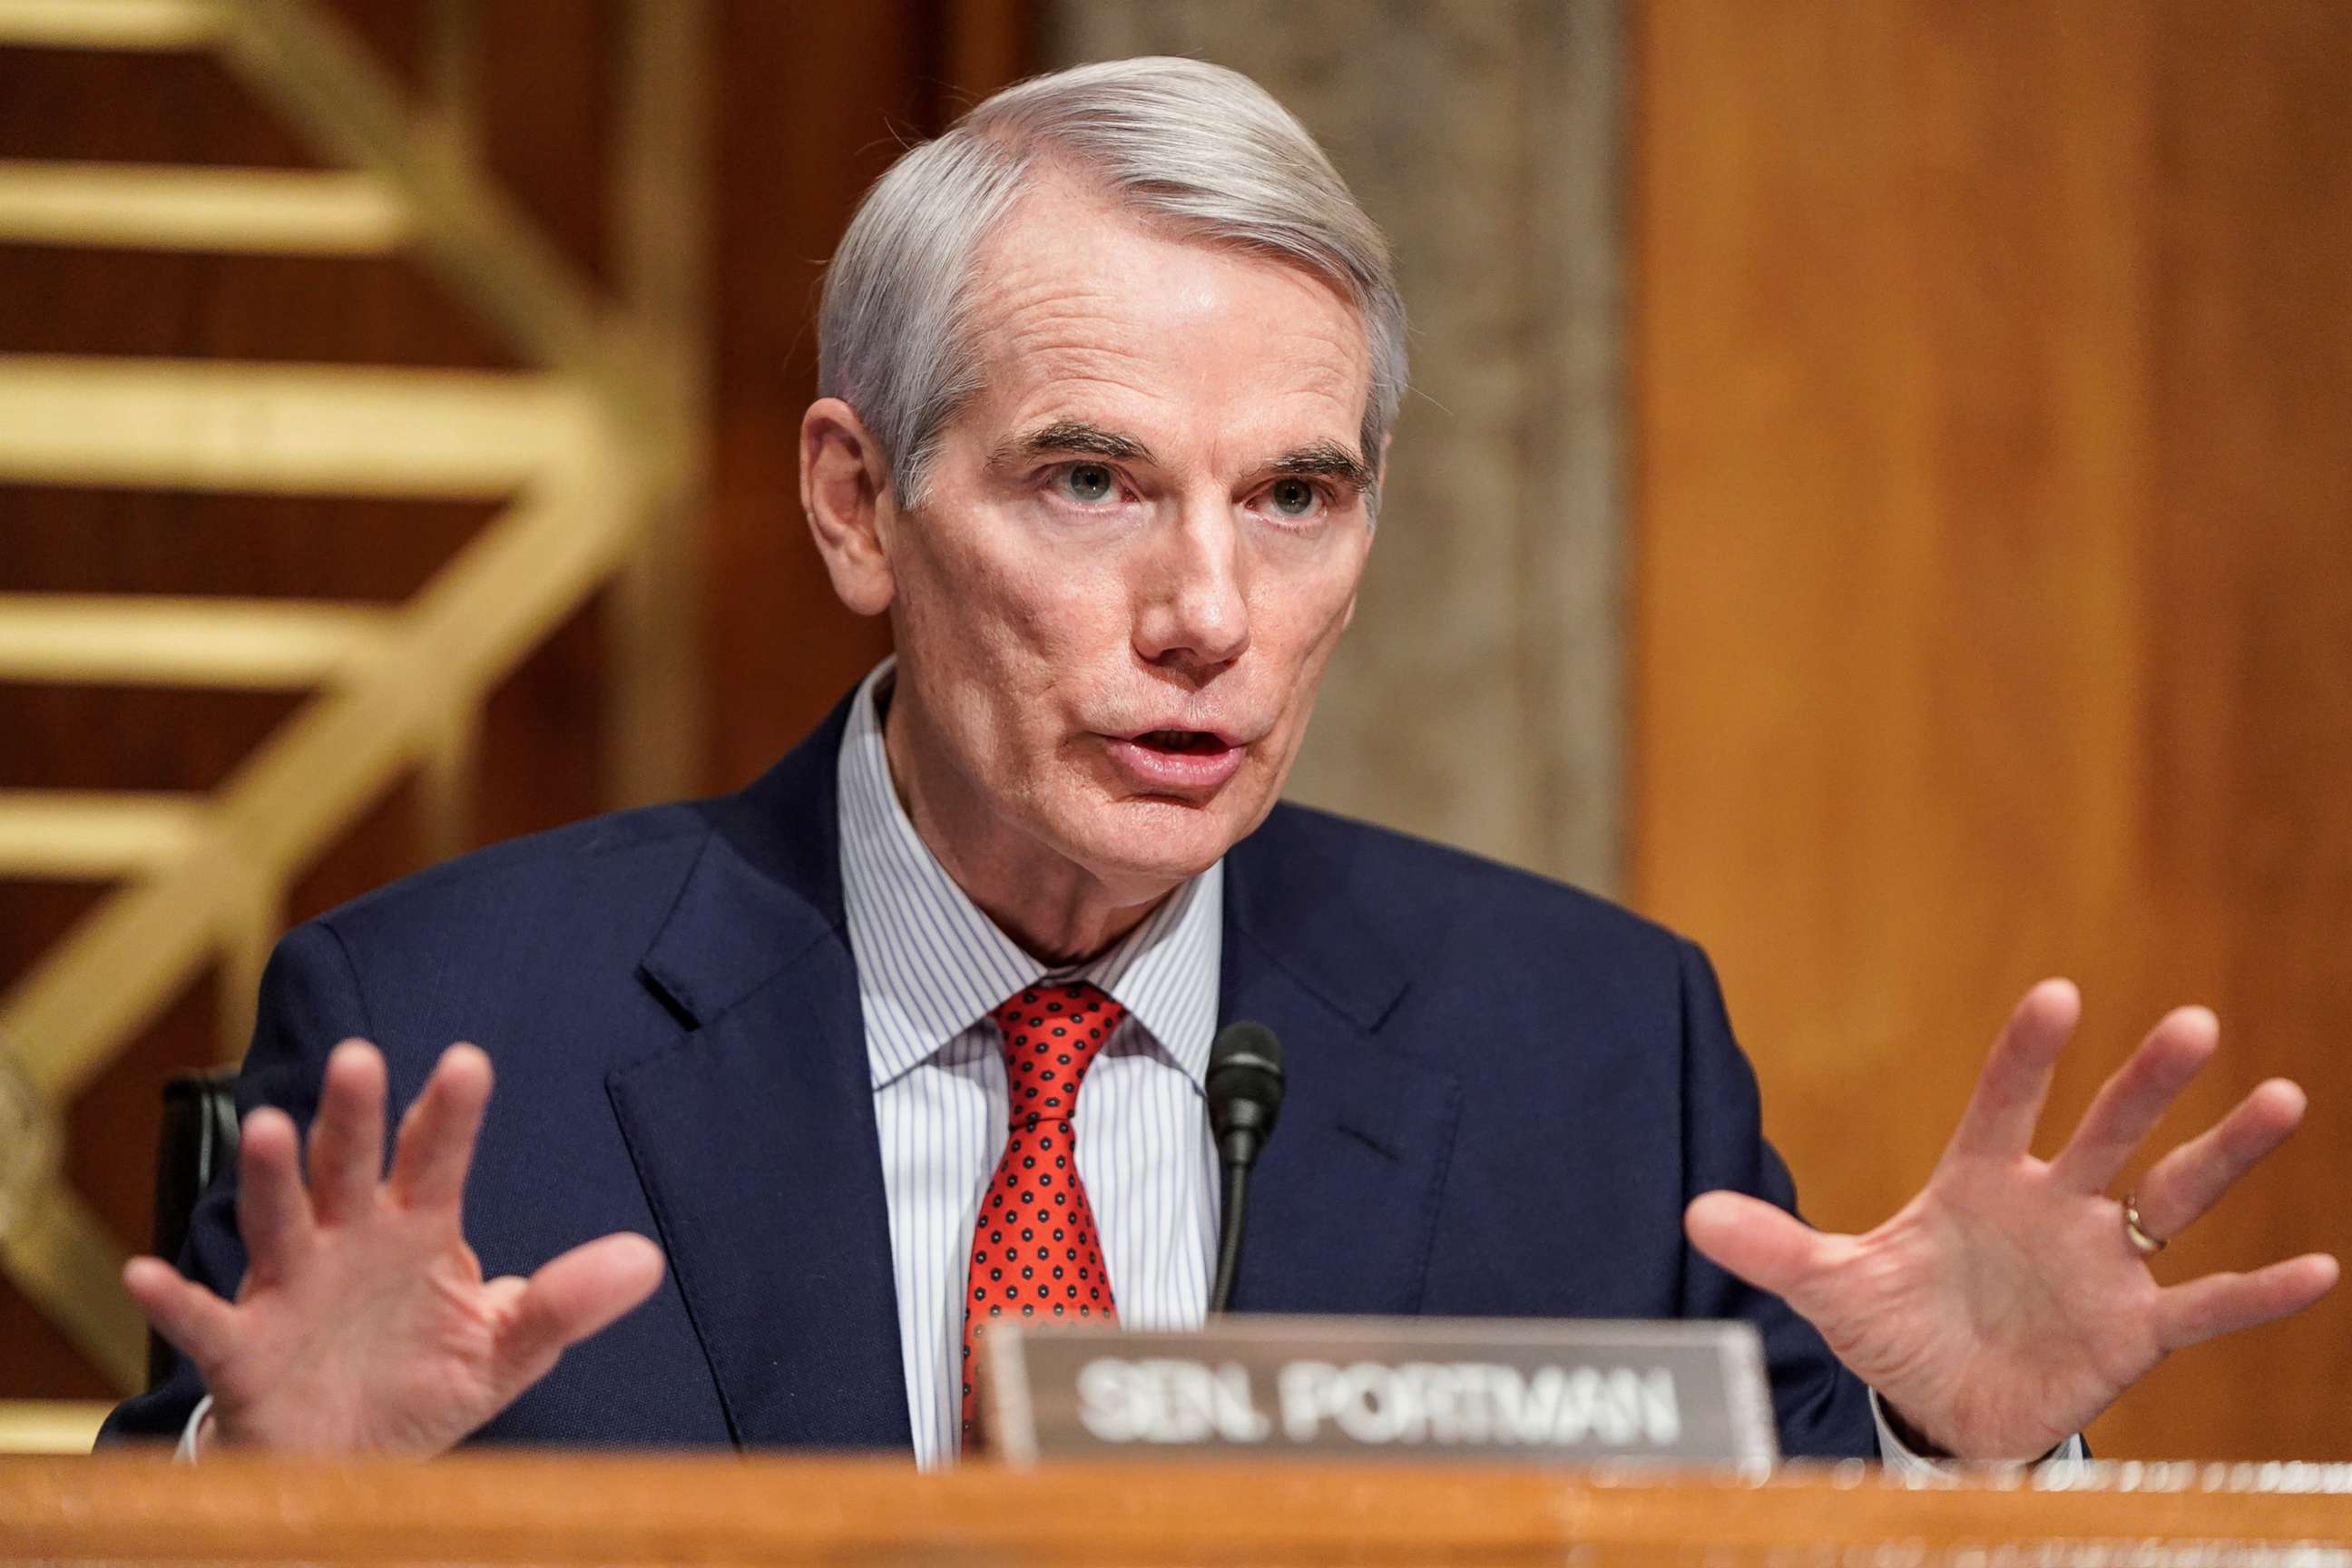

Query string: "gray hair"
[[818, 56, 1408, 508]]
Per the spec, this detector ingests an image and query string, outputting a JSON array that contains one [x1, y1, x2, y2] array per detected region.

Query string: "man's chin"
[[1061, 793, 1253, 887]]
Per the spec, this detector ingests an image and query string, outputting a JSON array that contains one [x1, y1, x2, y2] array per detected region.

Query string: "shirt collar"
[[836, 660, 1223, 1093]]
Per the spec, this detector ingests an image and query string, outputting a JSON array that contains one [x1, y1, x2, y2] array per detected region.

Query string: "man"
[[104, 57, 2332, 1468]]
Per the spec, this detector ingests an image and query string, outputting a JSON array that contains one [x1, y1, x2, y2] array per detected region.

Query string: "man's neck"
[[878, 683, 1175, 966]]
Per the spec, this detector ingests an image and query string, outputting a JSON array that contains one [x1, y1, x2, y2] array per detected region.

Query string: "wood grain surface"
[[1631, 0, 2352, 1460], [5, 1451, 2352, 1565]]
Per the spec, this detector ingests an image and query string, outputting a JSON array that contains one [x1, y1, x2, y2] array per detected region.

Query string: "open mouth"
[[1103, 728, 1248, 793], [1131, 730, 1230, 756]]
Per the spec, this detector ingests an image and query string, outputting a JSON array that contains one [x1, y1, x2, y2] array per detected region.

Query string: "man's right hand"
[[122, 1039, 667, 1456]]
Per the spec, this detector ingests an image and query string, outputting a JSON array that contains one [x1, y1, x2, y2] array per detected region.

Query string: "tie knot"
[[991, 981, 1124, 1123]]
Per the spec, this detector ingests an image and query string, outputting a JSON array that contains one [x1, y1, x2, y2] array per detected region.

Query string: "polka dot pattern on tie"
[[960, 980, 1124, 1447]]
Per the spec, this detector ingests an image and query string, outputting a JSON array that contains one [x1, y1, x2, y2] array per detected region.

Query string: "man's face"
[[880, 169, 1377, 900]]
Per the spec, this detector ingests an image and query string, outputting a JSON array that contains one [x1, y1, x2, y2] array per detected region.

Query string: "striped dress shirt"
[[836, 662, 1222, 1468]]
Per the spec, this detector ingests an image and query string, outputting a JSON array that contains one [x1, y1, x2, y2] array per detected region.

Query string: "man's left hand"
[[1684, 979, 2338, 1460]]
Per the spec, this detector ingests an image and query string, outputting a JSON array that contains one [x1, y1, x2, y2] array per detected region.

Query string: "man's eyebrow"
[[991, 419, 1155, 466], [1266, 440, 1377, 494]]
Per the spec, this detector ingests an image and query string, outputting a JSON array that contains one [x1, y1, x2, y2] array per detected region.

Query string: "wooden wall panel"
[[0, 8, 557, 1398], [0, 2, 1035, 1401], [1632, 0, 2352, 1459]]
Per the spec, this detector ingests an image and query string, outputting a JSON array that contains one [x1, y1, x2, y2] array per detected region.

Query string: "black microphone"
[[1206, 1021, 1284, 1315]]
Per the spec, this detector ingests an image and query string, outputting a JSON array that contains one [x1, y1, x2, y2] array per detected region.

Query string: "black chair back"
[[150, 1067, 239, 1389]]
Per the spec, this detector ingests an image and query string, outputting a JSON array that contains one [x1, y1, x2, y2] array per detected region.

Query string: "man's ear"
[[800, 397, 897, 617]]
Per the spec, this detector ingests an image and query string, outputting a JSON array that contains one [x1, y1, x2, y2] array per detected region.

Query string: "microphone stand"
[[1205, 1022, 1284, 1316]]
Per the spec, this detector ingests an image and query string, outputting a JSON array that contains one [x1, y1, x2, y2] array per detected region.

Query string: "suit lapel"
[[1219, 811, 1463, 1316], [606, 701, 912, 1450]]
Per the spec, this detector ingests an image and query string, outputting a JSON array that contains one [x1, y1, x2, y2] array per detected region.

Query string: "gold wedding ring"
[[2122, 1192, 2168, 1256]]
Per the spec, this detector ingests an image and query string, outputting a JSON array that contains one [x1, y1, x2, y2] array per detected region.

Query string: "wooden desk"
[[5, 1452, 2351, 1564]]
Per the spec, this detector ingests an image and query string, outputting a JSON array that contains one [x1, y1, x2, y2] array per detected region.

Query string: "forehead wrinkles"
[[984, 281, 1156, 396], [968, 250, 1372, 446]]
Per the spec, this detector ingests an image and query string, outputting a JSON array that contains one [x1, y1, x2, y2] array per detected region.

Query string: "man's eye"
[[1266, 476, 1321, 519], [1056, 463, 1117, 504]]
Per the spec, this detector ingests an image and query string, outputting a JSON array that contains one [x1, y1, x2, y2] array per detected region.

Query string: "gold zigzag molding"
[[0, 0, 710, 1429]]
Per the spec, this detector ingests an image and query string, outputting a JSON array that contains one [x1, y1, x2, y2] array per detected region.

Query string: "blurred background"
[[0, 0, 2345, 1460]]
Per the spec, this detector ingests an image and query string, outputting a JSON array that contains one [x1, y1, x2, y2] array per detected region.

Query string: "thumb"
[[1684, 1191, 1833, 1306], [494, 1232, 666, 1390]]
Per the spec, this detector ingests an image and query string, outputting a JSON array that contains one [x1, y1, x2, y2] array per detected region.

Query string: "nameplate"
[[981, 1316, 1778, 1468]]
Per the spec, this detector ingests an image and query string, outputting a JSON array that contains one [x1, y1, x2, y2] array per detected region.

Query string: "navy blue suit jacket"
[[104, 694, 1877, 1456]]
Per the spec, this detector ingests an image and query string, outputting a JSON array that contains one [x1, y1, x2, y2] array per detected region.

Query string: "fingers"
[[304, 1041, 387, 1227], [386, 1044, 494, 1212], [2156, 1253, 2339, 1353], [2048, 1006, 2220, 1194], [2132, 1078, 2308, 1240], [1683, 1191, 1836, 1309], [1943, 980, 2081, 1162], [235, 1107, 312, 1287], [121, 1256, 237, 1368], [494, 1233, 667, 1387]]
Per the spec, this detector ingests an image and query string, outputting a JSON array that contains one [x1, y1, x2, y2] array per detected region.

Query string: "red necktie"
[[961, 980, 1124, 1446]]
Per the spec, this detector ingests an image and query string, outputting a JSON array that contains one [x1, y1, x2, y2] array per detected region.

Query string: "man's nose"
[[1132, 502, 1250, 674]]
